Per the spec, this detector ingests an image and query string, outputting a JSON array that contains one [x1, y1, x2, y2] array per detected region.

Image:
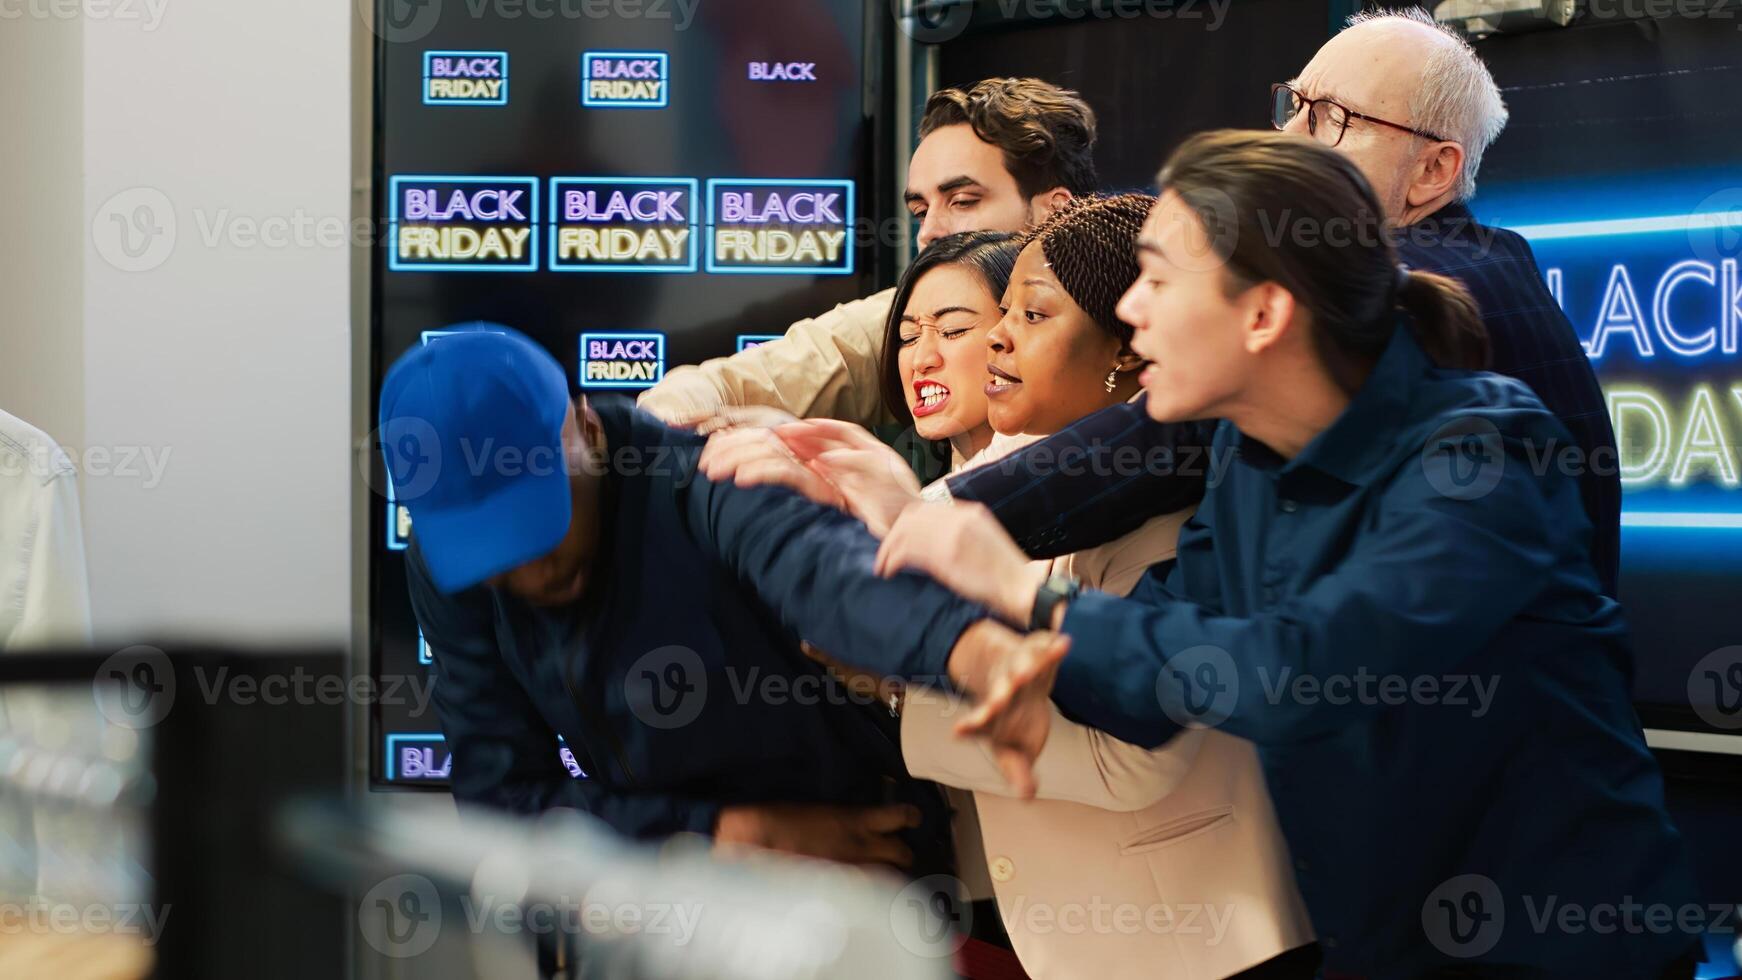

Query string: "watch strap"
[[1029, 574, 1081, 632]]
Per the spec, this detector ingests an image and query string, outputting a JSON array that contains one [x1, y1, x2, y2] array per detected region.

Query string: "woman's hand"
[[775, 420, 923, 537], [699, 418, 924, 538], [699, 426, 848, 512], [874, 501, 1047, 625], [944, 621, 1071, 798]]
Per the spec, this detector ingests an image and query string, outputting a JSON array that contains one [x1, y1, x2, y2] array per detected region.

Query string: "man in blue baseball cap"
[[379, 326, 1051, 865]]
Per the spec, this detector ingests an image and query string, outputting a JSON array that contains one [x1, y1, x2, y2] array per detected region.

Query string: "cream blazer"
[[906, 420, 1313, 980]]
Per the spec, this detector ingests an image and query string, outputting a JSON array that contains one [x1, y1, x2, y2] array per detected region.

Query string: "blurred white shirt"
[[0, 409, 91, 650]]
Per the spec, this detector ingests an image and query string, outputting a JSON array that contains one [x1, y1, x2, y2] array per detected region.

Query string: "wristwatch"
[[1029, 574, 1081, 632]]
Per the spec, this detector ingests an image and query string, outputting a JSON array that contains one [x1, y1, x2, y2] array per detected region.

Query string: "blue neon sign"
[[383, 733, 585, 782], [1502, 201, 1742, 530], [388, 175, 539, 273], [736, 334, 782, 351], [579, 332, 666, 389], [581, 51, 668, 108], [705, 178, 855, 276], [548, 177, 699, 273], [423, 50, 508, 106]]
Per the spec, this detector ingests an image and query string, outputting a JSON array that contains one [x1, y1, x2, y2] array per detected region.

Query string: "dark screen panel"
[[938, 0, 1332, 190], [368, 0, 881, 786]]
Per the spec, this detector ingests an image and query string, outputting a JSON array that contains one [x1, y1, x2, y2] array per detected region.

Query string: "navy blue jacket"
[[950, 203, 1623, 597], [1050, 328, 1694, 975], [407, 399, 985, 844]]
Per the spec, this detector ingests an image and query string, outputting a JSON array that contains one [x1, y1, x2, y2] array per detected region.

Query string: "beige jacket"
[[637, 288, 897, 427], [904, 451, 1311, 979]]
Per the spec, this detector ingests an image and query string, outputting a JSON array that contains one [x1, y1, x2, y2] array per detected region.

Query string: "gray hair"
[[1346, 6, 1510, 201]]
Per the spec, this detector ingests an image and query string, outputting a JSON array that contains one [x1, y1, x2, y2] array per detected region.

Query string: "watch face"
[[1031, 578, 1069, 630], [1043, 575, 1080, 600]]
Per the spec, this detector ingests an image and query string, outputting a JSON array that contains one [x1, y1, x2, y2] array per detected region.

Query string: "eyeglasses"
[[1270, 83, 1450, 147]]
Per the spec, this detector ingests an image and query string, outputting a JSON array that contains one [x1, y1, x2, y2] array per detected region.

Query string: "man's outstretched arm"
[[638, 289, 896, 428], [683, 454, 990, 684], [944, 398, 1218, 559]]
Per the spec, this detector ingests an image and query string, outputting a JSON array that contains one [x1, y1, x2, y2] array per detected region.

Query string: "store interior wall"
[[1, 0, 353, 649]]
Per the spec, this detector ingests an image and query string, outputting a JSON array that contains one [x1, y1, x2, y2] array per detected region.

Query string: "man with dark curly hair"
[[638, 78, 1100, 430]]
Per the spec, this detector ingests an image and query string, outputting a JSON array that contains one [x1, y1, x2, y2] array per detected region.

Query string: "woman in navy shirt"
[[876, 131, 1699, 978]]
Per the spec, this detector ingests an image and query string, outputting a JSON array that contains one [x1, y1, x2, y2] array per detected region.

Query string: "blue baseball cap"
[[379, 326, 573, 594]]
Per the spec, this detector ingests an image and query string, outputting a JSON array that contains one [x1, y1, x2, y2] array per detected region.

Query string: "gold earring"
[[1104, 369, 1119, 393]]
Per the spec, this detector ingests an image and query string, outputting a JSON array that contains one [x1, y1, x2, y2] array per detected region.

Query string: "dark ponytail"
[[1156, 130, 1491, 388], [1396, 268, 1489, 370]]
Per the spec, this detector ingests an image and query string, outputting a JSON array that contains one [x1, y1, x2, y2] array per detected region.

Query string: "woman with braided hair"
[[701, 194, 1317, 980], [978, 194, 1152, 440], [904, 194, 1316, 979]]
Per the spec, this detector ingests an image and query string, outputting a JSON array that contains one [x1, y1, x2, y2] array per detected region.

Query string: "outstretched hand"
[[699, 418, 924, 537], [775, 420, 922, 537], [945, 621, 1071, 798], [698, 426, 848, 511]]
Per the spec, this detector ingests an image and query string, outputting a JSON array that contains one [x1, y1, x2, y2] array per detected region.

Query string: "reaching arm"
[[638, 289, 896, 428], [680, 453, 989, 685], [1051, 439, 1564, 749], [944, 400, 1218, 559], [406, 545, 720, 840]]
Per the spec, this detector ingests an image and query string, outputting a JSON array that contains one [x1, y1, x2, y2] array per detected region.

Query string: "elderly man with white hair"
[[1277, 7, 1511, 222], [941, 6, 1624, 602]]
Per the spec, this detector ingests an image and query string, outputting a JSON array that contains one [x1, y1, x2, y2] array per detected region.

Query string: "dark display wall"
[[369, 0, 882, 786], [937, 0, 1336, 191], [1472, 14, 1742, 735]]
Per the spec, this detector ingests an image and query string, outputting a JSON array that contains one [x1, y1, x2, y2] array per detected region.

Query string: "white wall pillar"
[[61, 0, 352, 645]]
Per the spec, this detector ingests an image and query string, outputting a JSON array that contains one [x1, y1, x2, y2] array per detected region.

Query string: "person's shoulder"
[[1392, 366, 1578, 495], [1397, 208, 1530, 271], [851, 286, 897, 313], [1414, 366, 1566, 434], [402, 537, 500, 641], [789, 285, 894, 326], [821, 286, 896, 337], [590, 396, 709, 527], [0, 408, 75, 487]]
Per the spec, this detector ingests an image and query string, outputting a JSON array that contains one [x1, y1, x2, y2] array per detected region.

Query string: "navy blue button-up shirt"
[[1051, 327, 1694, 976]]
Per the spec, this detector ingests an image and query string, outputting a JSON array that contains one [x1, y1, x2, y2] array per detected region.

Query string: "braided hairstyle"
[[1017, 193, 1156, 349]]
